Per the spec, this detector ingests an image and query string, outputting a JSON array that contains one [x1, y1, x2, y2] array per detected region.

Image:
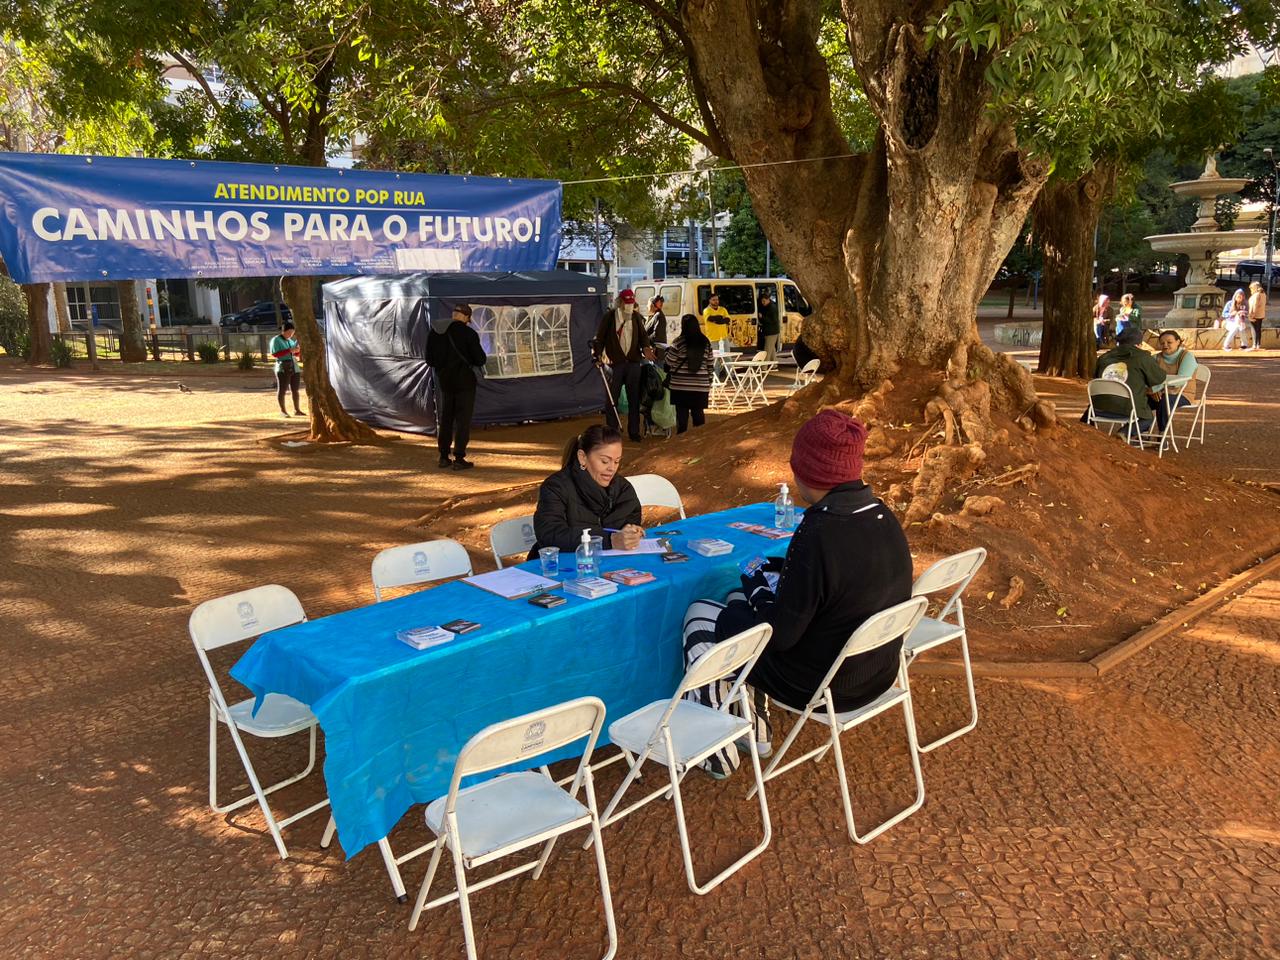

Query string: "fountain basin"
[[1146, 230, 1264, 254], [1168, 177, 1252, 199]]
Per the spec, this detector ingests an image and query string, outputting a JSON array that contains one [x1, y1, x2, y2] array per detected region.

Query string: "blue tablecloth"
[[230, 502, 792, 857]]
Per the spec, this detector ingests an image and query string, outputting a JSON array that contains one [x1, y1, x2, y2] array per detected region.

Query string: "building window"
[[67, 284, 122, 322], [470, 303, 574, 378]]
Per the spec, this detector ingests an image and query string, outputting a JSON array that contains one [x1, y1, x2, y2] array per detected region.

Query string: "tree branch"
[[167, 50, 221, 115]]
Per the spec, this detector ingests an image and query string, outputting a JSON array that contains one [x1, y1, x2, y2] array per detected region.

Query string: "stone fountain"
[[1145, 153, 1264, 327]]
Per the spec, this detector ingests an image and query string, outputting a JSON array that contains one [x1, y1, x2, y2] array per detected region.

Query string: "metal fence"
[[56, 329, 279, 363]]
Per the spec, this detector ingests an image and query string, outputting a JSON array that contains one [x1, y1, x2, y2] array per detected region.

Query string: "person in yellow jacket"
[[701, 292, 731, 353]]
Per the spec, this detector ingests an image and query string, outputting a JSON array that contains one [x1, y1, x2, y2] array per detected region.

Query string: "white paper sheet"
[[601, 538, 669, 557], [462, 568, 559, 600]]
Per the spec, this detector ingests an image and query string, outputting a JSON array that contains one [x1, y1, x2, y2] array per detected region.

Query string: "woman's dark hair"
[[561, 423, 623, 469], [1158, 329, 1183, 344], [282, 321, 296, 333], [679, 313, 710, 373]]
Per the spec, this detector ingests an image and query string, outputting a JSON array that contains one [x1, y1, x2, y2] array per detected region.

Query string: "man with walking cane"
[[594, 289, 653, 442]]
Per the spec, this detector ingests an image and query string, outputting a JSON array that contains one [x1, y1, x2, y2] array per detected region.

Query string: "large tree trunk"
[[24, 283, 52, 364], [1034, 164, 1116, 377], [118, 281, 147, 363], [678, 2, 1048, 420], [52, 283, 71, 333], [279, 275, 377, 443]]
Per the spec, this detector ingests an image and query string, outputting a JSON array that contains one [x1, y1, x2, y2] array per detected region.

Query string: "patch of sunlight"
[[1213, 821, 1280, 845], [1, 501, 114, 517]]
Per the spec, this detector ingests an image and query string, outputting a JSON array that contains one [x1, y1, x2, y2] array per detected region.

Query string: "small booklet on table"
[[462, 567, 559, 600], [602, 568, 656, 586], [397, 625, 456, 651]]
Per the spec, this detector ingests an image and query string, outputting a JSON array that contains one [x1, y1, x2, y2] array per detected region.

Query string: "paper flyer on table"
[[462, 567, 559, 600], [601, 538, 670, 557]]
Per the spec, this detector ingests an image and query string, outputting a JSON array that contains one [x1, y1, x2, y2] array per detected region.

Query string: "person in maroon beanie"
[[681, 408, 913, 778]]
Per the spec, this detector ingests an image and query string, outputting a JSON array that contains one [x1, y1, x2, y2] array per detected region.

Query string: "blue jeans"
[[1152, 393, 1191, 433]]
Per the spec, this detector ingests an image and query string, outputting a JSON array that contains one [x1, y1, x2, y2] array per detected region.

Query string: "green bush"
[[49, 337, 74, 368], [196, 341, 222, 363], [236, 350, 257, 370], [0, 276, 27, 357], [15, 331, 32, 361]]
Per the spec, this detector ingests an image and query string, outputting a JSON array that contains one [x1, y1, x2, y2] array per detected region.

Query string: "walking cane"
[[595, 358, 622, 430]]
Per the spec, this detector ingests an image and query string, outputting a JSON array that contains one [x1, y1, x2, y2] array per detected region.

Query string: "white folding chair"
[[790, 358, 820, 391], [408, 697, 616, 960], [593, 623, 774, 895], [625, 473, 687, 519], [905, 548, 987, 753], [371, 538, 473, 601], [751, 597, 929, 845], [1085, 378, 1145, 449], [189, 585, 329, 860], [489, 514, 538, 569], [1177, 364, 1211, 447]]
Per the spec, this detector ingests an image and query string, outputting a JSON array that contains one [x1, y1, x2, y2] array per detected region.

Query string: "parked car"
[[220, 301, 292, 331], [1234, 260, 1271, 281]]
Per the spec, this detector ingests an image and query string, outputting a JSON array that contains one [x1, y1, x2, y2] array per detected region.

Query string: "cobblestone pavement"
[[2, 366, 1279, 959]]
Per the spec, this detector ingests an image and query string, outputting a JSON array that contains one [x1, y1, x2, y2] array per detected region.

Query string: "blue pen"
[[603, 527, 622, 533]]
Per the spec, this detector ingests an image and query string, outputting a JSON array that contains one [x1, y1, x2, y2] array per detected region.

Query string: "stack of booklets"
[[396, 625, 455, 651], [602, 568, 656, 586], [728, 521, 794, 540], [563, 576, 619, 599], [688, 538, 734, 557]]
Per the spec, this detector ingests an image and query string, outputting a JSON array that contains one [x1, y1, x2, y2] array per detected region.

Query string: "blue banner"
[[0, 153, 562, 284]]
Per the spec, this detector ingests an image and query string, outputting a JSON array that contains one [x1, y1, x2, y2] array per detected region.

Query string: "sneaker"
[[437, 456, 452, 468], [293, 409, 305, 416], [736, 736, 773, 759], [452, 458, 475, 471], [280, 410, 291, 418]]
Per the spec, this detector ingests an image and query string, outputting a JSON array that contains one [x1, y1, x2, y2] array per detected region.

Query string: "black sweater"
[[425, 321, 487, 392], [728, 481, 913, 711], [531, 464, 643, 554]]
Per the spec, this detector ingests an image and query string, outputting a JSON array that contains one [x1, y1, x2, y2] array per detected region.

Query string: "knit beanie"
[[789, 410, 868, 490]]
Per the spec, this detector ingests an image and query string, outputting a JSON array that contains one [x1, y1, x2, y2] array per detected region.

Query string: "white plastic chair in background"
[[489, 515, 538, 569], [751, 597, 929, 845], [1176, 364, 1211, 447], [407, 697, 616, 960], [625, 473, 687, 520], [371, 538, 473, 601], [1085, 378, 1145, 449], [905, 548, 987, 753], [189, 585, 329, 860], [594, 623, 774, 895], [790, 358, 820, 391]]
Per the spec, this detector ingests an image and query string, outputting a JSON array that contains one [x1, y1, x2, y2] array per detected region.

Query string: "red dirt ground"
[[2, 354, 1279, 959]]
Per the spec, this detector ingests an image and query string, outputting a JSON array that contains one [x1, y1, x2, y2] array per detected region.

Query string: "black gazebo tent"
[[321, 270, 610, 435]]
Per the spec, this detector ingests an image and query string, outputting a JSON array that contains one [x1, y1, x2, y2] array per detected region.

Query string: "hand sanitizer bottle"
[[775, 483, 794, 530], [575, 528, 595, 580]]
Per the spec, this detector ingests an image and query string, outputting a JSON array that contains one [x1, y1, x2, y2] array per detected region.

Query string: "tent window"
[[470, 303, 574, 378]]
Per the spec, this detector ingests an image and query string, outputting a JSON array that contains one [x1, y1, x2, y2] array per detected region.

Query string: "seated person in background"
[[531, 424, 644, 556], [1092, 294, 1113, 348], [1093, 325, 1165, 432], [1115, 293, 1142, 338], [681, 409, 912, 778], [1150, 329, 1197, 434]]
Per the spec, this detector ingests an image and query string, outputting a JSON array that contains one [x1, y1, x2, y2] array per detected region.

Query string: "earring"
[[579, 463, 587, 470]]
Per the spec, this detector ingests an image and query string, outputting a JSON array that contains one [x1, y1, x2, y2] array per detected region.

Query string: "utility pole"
[[704, 170, 720, 279]]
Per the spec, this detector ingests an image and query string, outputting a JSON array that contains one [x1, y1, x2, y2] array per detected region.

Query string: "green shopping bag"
[[650, 388, 677, 429], [616, 386, 629, 414]]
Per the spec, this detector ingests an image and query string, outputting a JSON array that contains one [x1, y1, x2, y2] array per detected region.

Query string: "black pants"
[[276, 369, 300, 411], [1252, 319, 1263, 347], [607, 362, 644, 440], [676, 405, 706, 434], [438, 386, 476, 458]]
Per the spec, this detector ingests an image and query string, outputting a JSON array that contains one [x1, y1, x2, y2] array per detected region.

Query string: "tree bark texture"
[[279, 275, 377, 443], [677, 0, 1048, 412], [117, 281, 147, 363], [1033, 163, 1116, 378], [24, 283, 52, 364], [52, 283, 71, 332]]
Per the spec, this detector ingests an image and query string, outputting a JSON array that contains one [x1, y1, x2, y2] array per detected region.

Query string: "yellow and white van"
[[630, 277, 812, 348]]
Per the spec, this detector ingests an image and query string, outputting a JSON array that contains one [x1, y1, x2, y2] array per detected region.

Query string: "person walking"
[[594, 289, 653, 442], [1248, 281, 1267, 351], [757, 289, 780, 361], [1222, 288, 1252, 351], [269, 320, 303, 418], [664, 313, 714, 434], [425, 303, 487, 470]]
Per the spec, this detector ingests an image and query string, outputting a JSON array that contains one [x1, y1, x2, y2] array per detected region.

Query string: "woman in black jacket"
[[532, 425, 645, 554]]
